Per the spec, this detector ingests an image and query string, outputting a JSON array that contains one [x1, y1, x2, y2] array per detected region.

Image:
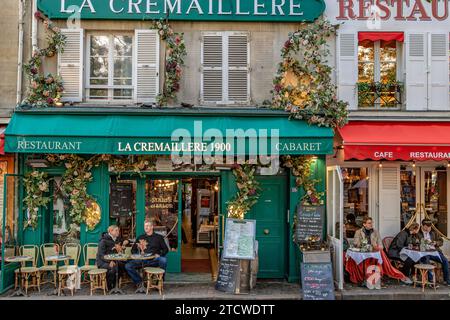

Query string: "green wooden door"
[[246, 175, 288, 278]]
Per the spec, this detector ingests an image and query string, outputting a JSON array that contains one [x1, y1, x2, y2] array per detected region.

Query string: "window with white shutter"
[[405, 33, 427, 111], [58, 29, 83, 102], [85, 33, 135, 102], [429, 33, 449, 110], [135, 29, 159, 103], [201, 32, 249, 105]]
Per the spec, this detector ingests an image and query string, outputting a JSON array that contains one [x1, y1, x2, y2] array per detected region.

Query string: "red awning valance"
[[358, 32, 404, 42], [337, 121, 450, 161]]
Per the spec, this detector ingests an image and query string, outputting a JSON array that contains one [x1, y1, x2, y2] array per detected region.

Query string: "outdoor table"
[[45, 255, 70, 296], [399, 248, 441, 263], [129, 254, 156, 293], [103, 254, 130, 295], [5, 255, 33, 297], [346, 249, 383, 265]]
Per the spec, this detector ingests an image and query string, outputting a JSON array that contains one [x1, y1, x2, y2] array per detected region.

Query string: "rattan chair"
[[80, 243, 98, 284], [39, 243, 60, 287], [144, 267, 165, 295], [60, 243, 81, 270], [14, 245, 40, 294]]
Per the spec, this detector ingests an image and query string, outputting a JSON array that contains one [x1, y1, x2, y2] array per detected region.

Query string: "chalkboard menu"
[[296, 205, 325, 242], [223, 218, 256, 260], [215, 257, 240, 293], [300, 263, 335, 300], [110, 182, 133, 217]]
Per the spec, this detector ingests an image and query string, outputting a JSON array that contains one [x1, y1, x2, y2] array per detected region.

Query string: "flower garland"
[[282, 155, 324, 206], [23, 170, 50, 229], [152, 19, 187, 106], [271, 17, 348, 129], [23, 11, 66, 108], [226, 163, 260, 219]]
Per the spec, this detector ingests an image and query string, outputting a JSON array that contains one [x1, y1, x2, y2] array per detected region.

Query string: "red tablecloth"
[[345, 250, 406, 283]]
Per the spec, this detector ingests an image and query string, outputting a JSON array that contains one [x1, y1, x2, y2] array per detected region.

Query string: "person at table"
[[125, 220, 169, 289], [418, 219, 450, 286], [96, 225, 129, 290], [388, 223, 420, 279], [347, 216, 412, 285]]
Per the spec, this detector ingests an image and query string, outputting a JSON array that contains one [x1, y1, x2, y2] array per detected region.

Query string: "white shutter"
[[429, 33, 449, 110], [58, 29, 83, 102], [337, 33, 357, 110], [201, 33, 223, 104], [378, 166, 400, 240], [405, 32, 427, 110], [134, 29, 159, 103], [228, 32, 249, 104]]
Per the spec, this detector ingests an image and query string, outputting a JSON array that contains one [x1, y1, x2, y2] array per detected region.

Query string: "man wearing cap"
[[419, 219, 450, 286]]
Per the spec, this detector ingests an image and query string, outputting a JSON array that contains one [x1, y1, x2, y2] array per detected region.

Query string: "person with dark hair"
[[388, 223, 420, 279], [345, 214, 359, 238], [418, 219, 450, 286]]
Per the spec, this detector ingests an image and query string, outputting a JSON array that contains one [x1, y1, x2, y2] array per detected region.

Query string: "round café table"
[[399, 248, 441, 263], [45, 255, 70, 296], [103, 254, 130, 295], [129, 254, 156, 294], [5, 255, 33, 297]]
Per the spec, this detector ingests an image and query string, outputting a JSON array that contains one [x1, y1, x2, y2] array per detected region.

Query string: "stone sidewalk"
[[1, 280, 450, 300]]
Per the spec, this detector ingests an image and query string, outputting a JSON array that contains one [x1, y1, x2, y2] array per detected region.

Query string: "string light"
[[378, 162, 382, 168], [412, 161, 416, 168]]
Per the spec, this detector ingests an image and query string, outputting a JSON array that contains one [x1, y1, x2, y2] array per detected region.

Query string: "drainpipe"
[[16, 0, 25, 105]]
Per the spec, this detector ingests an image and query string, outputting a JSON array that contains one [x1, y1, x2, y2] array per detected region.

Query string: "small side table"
[[413, 264, 437, 292], [104, 254, 130, 295], [5, 255, 33, 297]]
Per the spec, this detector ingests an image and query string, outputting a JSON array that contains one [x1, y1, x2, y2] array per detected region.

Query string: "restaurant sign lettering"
[[37, 0, 325, 22]]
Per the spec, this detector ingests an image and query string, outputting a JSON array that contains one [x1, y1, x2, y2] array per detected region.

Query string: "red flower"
[[274, 84, 282, 92], [284, 40, 291, 48], [34, 11, 43, 20], [175, 36, 181, 45], [30, 67, 38, 74], [46, 97, 54, 104]]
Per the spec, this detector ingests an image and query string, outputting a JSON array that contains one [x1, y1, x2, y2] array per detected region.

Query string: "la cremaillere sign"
[[37, 0, 325, 22]]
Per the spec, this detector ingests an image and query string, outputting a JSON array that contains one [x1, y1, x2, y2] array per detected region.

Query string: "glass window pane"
[[400, 166, 416, 230], [145, 180, 179, 251], [113, 79, 132, 86], [358, 40, 374, 62], [90, 57, 109, 78], [380, 62, 397, 83], [424, 170, 447, 237], [113, 89, 133, 99], [380, 40, 397, 61], [90, 78, 108, 86], [89, 88, 108, 99], [114, 35, 133, 57], [90, 35, 109, 57], [358, 62, 374, 83], [113, 57, 132, 79]]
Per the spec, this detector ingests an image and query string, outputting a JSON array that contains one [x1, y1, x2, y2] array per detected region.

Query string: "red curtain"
[[358, 32, 404, 42]]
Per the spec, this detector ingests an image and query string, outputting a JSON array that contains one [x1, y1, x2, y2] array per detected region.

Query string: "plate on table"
[[349, 248, 360, 252]]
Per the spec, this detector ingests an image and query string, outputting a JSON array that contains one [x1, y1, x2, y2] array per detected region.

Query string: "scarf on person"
[[363, 227, 373, 245]]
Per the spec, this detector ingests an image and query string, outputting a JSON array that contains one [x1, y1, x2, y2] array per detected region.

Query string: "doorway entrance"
[[180, 177, 219, 278], [400, 165, 449, 235]]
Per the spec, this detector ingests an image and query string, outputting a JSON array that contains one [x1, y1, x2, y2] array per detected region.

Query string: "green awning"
[[5, 111, 334, 155]]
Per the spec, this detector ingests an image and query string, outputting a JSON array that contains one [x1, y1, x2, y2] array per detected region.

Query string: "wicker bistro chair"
[[39, 243, 60, 287], [144, 267, 165, 295], [88, 269, 107, 296], [80, 243, 98, 284], [60, 243, 81, 270], [14, 245, 40, 294]]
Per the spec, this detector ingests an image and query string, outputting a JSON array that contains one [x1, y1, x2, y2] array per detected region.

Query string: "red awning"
[[358, 32, 404, 42], [337, 121, 450, 161]]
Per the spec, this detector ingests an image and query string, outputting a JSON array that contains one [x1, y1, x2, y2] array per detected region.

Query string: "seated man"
[[388, 222, 420, 279], [418, 219, 450, 286], [96, 225, 128, 290], [125, 220, 169, 289]]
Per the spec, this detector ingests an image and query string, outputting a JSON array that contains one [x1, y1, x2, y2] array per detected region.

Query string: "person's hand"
[[154, 253, 160, 258], [114, 244, 123, 253], [123, 240, 129, 246], [109, 261, 116, 268]]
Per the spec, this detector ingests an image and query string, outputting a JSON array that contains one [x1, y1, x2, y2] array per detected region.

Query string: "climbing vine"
[[23, 170, 51, 229], [152, 19, 187, 106], [271, 17, 348, 129], [23, 11, 66, 108], [226, 163, 261, 219]]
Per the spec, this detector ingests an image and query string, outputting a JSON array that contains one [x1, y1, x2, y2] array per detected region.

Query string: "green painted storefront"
[[1, 108, 332, 293]]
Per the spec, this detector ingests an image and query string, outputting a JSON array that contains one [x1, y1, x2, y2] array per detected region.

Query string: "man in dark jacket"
[[125, 220, 169, 289], [96, 225, 129, 290], [418, 219, 450, 285], [388, 222, 420, 278]]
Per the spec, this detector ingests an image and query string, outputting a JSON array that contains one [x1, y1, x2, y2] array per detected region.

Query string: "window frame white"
[[85, 32, 135, 104], [358, 40, 401, 83]]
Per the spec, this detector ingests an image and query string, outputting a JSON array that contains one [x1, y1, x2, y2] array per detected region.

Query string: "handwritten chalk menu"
[[300, 263, 335, 300], [110, 182, 133, 217], [296, 205, 325, 242], [223, 218, 256, 260], [215, 257, 240, 293]]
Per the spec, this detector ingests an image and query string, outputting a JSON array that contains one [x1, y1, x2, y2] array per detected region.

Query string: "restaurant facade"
[[325, 0, 450, 288], [0, 0, 339, 293]]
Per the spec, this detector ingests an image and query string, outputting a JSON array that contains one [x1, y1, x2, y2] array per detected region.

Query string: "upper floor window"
[[86, 34, 133, 102], [201, 32, 250, 105], [357, 36, 402, 109]]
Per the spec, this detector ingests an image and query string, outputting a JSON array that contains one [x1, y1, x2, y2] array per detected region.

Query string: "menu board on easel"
[[296, 205, 325, 242], [215, 257, 240, 293], [223, 218, 256, 260], [300, 262, 335, 300]]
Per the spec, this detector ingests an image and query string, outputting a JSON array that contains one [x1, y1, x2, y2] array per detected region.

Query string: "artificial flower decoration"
[[23, 170, 51, 229]]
